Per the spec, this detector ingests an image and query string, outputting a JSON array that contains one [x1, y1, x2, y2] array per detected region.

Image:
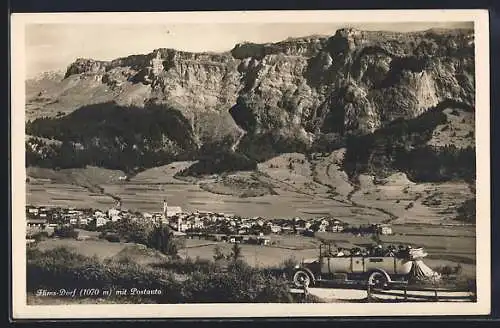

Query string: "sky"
[[25, 21, 472, 78]]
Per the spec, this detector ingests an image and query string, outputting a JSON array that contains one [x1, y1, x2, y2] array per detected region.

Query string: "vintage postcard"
[[10, 10, 490, 319]]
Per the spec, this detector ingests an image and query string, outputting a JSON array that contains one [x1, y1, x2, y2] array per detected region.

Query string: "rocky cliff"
[[26, 27, 475, 173]]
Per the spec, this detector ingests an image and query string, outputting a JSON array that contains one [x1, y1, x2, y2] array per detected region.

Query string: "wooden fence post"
[[303, 285, 309, 303], [367, 283, 372, 301], [434, 289, 439, 302], [404, 287, 407, 301]]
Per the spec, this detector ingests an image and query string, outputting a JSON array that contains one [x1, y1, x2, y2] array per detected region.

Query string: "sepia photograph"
[[10, 10, 490, 318]]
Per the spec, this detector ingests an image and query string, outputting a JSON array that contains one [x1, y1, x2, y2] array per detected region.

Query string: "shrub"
[[26, 247, 183, 303], [27, 247, 294, 304], [213, 245, 225, 261], [440, 265, 453, 275], [105, 233, 121, 243], [147, 224, 178, 256], [180, 260, 292, 303], [32, 231, 49, 242], [54, 226, 79, 239], [176, 151, 257, 177], [229, 243, 243, 262], [456, 198, 475, 222]]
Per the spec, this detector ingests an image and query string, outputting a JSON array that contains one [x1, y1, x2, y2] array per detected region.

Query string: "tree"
[[371, 227, 381, 245], [54, 225, 79, 239], [213, 245, 225, 261], [229, 243, 243, 262], [148, 222, 178, 256]]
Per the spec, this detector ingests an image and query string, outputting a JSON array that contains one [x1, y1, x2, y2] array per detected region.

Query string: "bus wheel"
[[368, 271, 388, 289], [293, 269, 312, 288]]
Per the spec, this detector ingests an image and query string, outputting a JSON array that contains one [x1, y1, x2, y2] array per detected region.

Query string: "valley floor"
[[25, 152, 476, 280], [26, 152, 475, 226]]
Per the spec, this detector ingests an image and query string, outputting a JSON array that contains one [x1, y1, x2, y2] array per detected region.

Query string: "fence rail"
[[367, 283, 476, 302]]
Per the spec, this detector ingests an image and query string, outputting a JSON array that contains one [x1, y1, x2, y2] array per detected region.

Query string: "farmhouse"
[[111, 215, 122, 222], [78, 217, 89, 225], [270, 225, 282, 234], [94, 210, 106, 217], [27, 218, 47, 229], [108, 208, 120, 218], [330, 223, 344, 233], [95, 217, 108, 227], [378, 224, 393, 235]]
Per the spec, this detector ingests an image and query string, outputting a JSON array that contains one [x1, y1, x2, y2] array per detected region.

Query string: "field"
[[25, 151, 476, 280], [26, 151, 474, 225], [179, 232, 475, 279], [36, 238, 131, 261]]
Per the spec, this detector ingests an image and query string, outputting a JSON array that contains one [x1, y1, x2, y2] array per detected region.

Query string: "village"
[[25, 200, 394, 246]]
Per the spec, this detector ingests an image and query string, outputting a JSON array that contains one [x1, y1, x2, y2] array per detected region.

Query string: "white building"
[[111, 215, 122, 222], [94, 211, 105, 217], [96, 217, 108, 227], [330, 224, 344, 233], [270, 225, 282, 234], [378, 224, 393, 235], [166, 206, 182, 217], [108, 208, 120, 218], [79, 217, 89, 225]]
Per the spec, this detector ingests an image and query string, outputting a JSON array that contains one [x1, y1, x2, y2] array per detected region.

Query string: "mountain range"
[[25, 27, 475, 186]]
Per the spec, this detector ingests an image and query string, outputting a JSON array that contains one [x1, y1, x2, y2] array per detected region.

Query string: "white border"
[[11, 9, 490, 318]]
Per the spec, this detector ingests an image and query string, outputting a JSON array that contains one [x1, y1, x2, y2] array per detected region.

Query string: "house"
[[69, 217, 78, 225], [94, 211, 105, 217], [330, 224, 344, 233], [378, 224, 393, 235], [180, 222, 190, 232], [295, 227, 306, 234], [26, 218, 47, 229], [317, 223, 327, 232], [270, 225, 282, 234], [231, 236, 244, 243], [111, 215, 122, 222], [95, 217, 108, 227], [79, 217, 89, 225], [108, 208, 120, 218], [257, 237, 271, 246], [192, 218, 204, 229], [28, 208, 39, 215]]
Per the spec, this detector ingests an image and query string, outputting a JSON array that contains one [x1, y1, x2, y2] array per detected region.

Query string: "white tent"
[[410, 259, 441, 282], [407, 248, 441, 282]]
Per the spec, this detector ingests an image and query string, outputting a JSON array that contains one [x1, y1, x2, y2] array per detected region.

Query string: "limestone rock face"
[[29, 28, 475, 156]]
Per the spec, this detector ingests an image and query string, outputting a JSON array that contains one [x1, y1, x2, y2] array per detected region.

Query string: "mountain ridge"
[[26, 27, 475, 184]]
